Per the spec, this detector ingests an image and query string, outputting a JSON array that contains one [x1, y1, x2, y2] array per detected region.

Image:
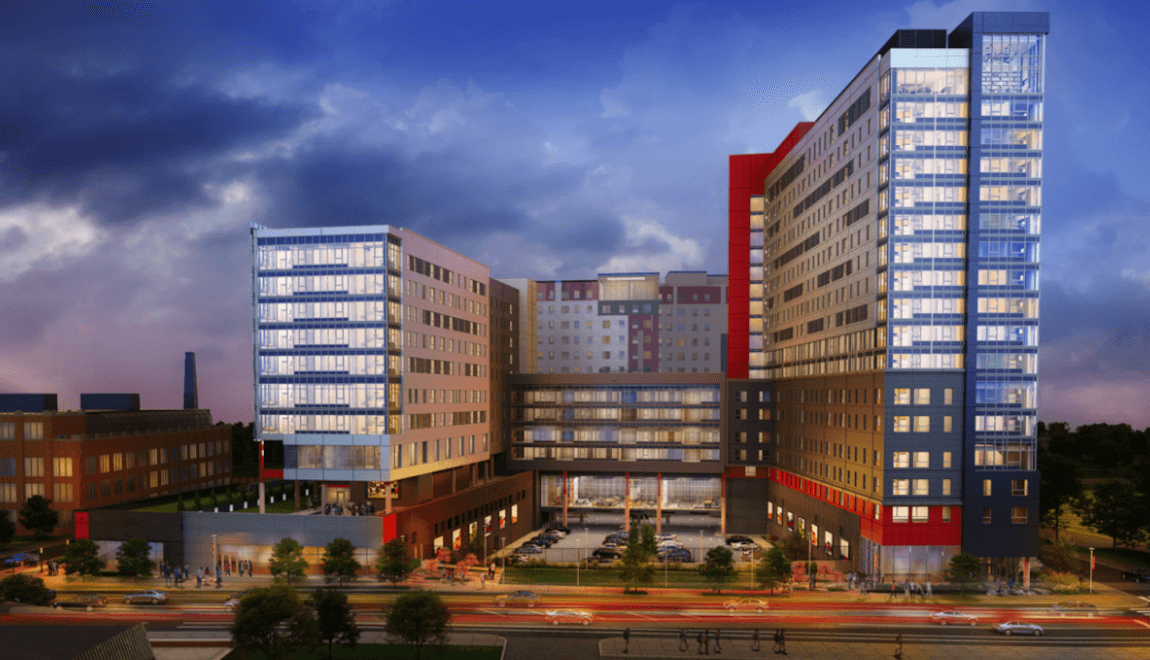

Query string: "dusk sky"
[[1, 0, 1147, 429]]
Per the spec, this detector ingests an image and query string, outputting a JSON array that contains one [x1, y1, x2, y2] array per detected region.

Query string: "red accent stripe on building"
[[767, 467, 961, 547], [727, 123, 814, 378], [382, 512, 398, 543]]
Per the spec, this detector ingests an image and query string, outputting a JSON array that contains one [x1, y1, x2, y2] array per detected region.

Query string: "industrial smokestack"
[[184, 352, 198, 409]]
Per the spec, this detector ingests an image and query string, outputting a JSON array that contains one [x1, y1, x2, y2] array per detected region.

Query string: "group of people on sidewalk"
[[887, 579, 933, 600], [620, 628, 788, 655], [159, 561, 252, 589]]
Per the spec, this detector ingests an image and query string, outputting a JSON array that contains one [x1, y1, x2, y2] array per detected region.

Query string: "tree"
[[385, 591, 451, 660], [619, 524, 656, 593], [269, 537, 309, 585], [176, 493, 185, 512], [1038, 539, 1078, 573], [18, 495, 58, 539], [1077, 479, 1147, 548], [230, 584, 319, 660], [61, 538, 105, 579], [0, 573, 55, 605], [757, 548, 793, 594], [946, 552, 981, 583], [116, 537, 155, 582], [779, 529, 807, 561], [308, 588, 360, 660], [0, 511, 15, 545], [376, 539, 413, 586], [1038, 445, 1082, 542], [698, 545, 735, 593], [194, 490, 203, 511], [806, 561, 819, 590], [321, 537, 361, 586]]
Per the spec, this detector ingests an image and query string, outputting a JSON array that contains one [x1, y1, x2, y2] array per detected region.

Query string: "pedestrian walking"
[[216, 565, 223, 588], [715, 629, 721, 654], [680, 629, 689, 652], [889, 581, 897, 601], [697, 631, 704, 654], [925, 579, 932, 598], [752, 629, 761, 652], [894, 633, 903, 659], [772, 629, 780, 654], [623, 627, 630, 654], [704, 629, 710, 655], [778, 629, 787, 655]]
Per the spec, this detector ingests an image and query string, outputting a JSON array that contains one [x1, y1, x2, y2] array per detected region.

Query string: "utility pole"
[[1089, 547, 1094, 594]]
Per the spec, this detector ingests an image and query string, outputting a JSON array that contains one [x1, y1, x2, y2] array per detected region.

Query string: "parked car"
[[527, 536, 554, 548], [1052, 601, 1097, 617], [3, 553, 40, 568], [929, 610, 978, 626], [726, 535, 754, 546], [591, 549, 622, 562], [52, 595, 108, 612], [1121, 569, 1150, 583], [994, 621, 1044, 636], [659, 549, 693, 562], [656, 533, 678, 542], [545, 609, 593, 626], [495, 590, 541, 608], [547, 524, 571, 535], [123, 589, 168, 605], [724, 597, 768, 613], [542, 530, 564, 541], [223, 590, 251, 612], [516, 544, 543, 554], [729, 540, 758, 552]]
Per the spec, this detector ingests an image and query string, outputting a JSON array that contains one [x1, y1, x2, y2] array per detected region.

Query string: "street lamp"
[[1088, 547, 1094, 594]]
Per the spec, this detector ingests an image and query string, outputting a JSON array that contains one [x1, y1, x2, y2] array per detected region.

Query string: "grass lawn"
[[232, 644, 500, 659]]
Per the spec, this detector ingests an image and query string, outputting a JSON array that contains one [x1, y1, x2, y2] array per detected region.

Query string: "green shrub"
[[1040, 571, 1088, 593]]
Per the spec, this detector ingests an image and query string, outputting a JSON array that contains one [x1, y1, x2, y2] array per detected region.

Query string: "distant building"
[[184, 352, 198, 410], [0, 394, 231, 534], [500, 271, 728, 375]]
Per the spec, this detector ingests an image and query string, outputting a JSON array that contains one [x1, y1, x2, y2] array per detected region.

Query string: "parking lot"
[[500, 512, 765, 565]]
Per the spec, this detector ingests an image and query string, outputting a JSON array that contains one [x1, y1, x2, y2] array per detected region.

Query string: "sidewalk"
[[9, 561, 1144, 611]]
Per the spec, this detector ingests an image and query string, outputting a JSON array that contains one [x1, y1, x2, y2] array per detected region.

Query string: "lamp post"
[[501, 536, 507, 574], [1088, 547, 1094, 594]]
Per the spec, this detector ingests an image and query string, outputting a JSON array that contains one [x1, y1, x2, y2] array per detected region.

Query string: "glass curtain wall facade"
[[252, 226, 402, 483]]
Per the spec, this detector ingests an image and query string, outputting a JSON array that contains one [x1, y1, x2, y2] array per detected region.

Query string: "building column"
[[562, 470, 569, 527], [452, 468, 457, 494], [321, 484, 329, 509], [624, 472, 631, 533], [258, 441, 266, 514], [294, 480, 300, 510], [385, 482, 392, 515], [656, 473, 663, 535], [258, 481, 266, 514], [720, 474, 727, 536]]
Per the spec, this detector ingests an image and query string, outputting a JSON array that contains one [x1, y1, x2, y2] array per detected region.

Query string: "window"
[[892, 479, 910, 495], [943, 416, 953, 432], [56, 482, 75, 503], [893, 416, 910, 432], [983, 479, 992, 496], [25, 482, 45, 499], [912, 451, 929, 468], [1011, 479, 1028, 496], [1011, 507, 1028, 524], [53, 457, 72, 477], [912, 506, 929, 522], [912, 479, 929, 496], [86, 456, 98, 475], [113, 453, 123, 471], [23, 422, 43, 440], [983, 507, 992, 524], [0, 422, 14, 440], [942, 479, 952, 496], [892, 506, 909, 522], [913, 388, 931, 405], [942, 506, 952, 522], [944, 388, 954, 405], [893, 388, 910, 405], [100, 455, 110, 473], [892, 452, 910, 468], [24, 457, 44, 477], [0, 483, 17, 503], [100, 480, 111, 497], [125, 452, 135, 470], [942, 451, 952, 469], [913, 416, 930, 432]]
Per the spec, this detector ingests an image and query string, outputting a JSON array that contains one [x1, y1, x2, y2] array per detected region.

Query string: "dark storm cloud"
[[553, 213, 628, 255], [0, 69, 317, 224]]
